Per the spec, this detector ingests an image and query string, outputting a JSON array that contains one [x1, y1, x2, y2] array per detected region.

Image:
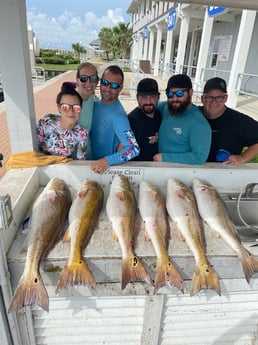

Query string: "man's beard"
[[142, 104, 155, 115], [167, 94, 191, 115]]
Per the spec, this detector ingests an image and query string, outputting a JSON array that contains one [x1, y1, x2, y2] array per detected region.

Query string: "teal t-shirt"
[[157, 101, 211, 164], [78, 95, 94, 159]]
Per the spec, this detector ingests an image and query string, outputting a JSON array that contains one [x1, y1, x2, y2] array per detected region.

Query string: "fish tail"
[[121, 255, 151, 290], [239, 250, 258, 283], [154, 259, 185, 294], [56, 259, 96, 293], [190, 263, 221, 296], [8, 272, 49, 313]]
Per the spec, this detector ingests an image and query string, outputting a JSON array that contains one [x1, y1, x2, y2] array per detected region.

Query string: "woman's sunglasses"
[[79, 74, 99, 83], [59, 103, 81, 113]]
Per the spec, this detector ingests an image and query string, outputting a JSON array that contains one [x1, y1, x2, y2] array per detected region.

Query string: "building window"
[[211, 36, 220, 67]]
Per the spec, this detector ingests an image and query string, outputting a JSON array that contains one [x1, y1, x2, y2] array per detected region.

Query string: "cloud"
[[27, 8, 126, 50]]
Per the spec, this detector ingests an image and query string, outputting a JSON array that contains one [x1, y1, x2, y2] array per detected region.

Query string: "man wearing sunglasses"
[[90, 65, 140, 173], [199, 77, 258, 164], [76, 62, 99, 159], [153, 74, 211, 165]]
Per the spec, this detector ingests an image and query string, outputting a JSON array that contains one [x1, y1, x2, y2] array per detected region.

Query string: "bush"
[[42, 56, 66, 65]]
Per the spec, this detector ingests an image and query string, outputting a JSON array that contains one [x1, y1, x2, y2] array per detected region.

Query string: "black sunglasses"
[[79, 74, 99, 83], [166, 89, 188, 98], [101, 78, 121, 89]]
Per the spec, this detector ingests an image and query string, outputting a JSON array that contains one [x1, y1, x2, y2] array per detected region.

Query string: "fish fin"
[[238, 250, 258, 283], [190, 263, 221, 296], [112, 230, 118, 241], [121, 255, 152, 290], [144, 229, 151, 242], [47, 190, 57, 203], [78, 189, 89, 198], [8, 271, 49, 313], [177, 230, 185, 241], [63, 227, 71, 242], [116, 192, 125, 202], [55, 259, 96, 293], [154, 259, 185, 294]]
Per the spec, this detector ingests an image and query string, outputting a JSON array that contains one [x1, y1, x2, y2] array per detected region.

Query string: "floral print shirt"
[[37, 114, 88, 160]]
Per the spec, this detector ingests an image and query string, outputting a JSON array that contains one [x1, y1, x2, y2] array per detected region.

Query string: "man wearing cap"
[[128, 78, 162, 161], [200, 77, 258, 164], [153, 74, 211, 165]]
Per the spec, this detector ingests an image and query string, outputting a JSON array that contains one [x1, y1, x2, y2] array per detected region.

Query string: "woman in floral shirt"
[[37, 82, 88, 160]]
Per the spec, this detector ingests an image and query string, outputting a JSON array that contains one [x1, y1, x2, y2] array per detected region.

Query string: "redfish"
[[56, 180, 103, 293], [192, 178, 258, 283], [166, 178, 221, 296], [138, 180, 185, 293], [8, 178, 72, 313], [106, 174, 151, 289]]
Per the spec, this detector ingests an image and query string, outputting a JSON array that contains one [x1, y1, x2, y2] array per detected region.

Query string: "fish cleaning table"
[[2, 162, 258, 345]]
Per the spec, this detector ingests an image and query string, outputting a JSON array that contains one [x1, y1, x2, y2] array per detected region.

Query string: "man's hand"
[[153, 153, 162, 162], [90, 158, 110, 174]]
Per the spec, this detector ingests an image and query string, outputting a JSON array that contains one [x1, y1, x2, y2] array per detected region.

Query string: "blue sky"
[[26, 0, 132, 50]]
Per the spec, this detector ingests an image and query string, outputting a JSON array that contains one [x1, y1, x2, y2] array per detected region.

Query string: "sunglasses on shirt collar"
[[100, 78, 121, 89], [79, 74, 99, 83]]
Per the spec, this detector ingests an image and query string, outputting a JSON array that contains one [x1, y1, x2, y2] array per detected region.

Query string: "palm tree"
[[98, 28, 113, 61], [112, 22, 133, 59], [99, 22, 133, 60], [72, 42, 86, 59]]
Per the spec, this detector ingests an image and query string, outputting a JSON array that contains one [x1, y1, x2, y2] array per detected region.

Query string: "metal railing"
[[32, 66, 45, 85]]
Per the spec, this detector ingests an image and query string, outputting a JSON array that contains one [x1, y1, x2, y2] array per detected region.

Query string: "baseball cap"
[[203, 77, 227, 93], [137, 78, 160, 96], [166, 74, 192, 91]]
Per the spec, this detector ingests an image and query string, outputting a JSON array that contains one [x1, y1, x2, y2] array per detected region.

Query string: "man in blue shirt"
[[90, 65, 140, 173], [153, 74, 211, 165]]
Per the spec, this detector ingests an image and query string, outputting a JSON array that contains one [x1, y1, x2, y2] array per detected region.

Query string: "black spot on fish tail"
[[8, 272, 49, 313], [121, 256, 152, 290], [190, 264, 221, 296], [55, 260, 96, 293]]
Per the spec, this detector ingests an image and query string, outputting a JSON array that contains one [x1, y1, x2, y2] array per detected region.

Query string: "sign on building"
[[167, 9, 177, 31], [207, 6, 226, 17], [143, 26, 148, 40]]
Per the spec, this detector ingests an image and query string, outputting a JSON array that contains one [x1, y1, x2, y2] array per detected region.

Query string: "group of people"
[[36, 62, 258, 173]]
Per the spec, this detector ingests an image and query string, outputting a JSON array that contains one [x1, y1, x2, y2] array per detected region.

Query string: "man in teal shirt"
[[153, 74, 211, 165]]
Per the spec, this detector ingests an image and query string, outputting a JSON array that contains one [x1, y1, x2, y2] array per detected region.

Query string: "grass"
[[35, 64, 78, 71]]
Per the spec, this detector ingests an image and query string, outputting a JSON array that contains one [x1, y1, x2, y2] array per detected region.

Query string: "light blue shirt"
[[91, 100, 140, 165], [157, 101, 211, 164]]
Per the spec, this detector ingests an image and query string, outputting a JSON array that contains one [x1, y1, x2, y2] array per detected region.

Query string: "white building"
[[127, 1, 258, 108]]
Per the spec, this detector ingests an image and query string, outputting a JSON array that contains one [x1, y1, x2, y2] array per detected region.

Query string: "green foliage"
[[72, 42, 86, 58], [35, 63, 79, 71], [98, 22, 132, 60]]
